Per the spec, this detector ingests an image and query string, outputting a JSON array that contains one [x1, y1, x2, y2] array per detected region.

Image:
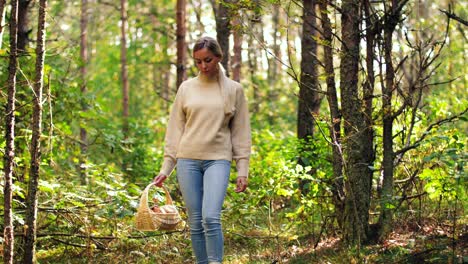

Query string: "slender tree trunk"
[[149, 6, 159, 95], [297, 0, 320, 188], [23, 1, 47, 263], [363, 0, 376, 197], [248, 4, 263, 114], [215, 0, 230, 74], [270, 3, 281, 84], [79, 0, 88, 185], [120, 0, 129, 139], [340, 0, 372, 245], [363, 0, 376, 130], [362, 0, 377, 239], [0, 0, 7, 49], [319, 0, 344, 227], [231, 13, 242, 82], [378, 0, 400, 241], [149, 4, 170, 110], [176, 0, 187, 89], [17, 0, 31, 53], [12, 0, 31, 187], [247, 24, 259, 113], [3, 1, 19, 263], [162, 36, 170, 109]]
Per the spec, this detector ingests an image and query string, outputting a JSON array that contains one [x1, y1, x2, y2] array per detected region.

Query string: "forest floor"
[[32, 218, 467, 263], [243, 219, 467, 264]]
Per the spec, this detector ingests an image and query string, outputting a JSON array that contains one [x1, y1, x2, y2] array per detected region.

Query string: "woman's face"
[[193, 48, 221, 77]]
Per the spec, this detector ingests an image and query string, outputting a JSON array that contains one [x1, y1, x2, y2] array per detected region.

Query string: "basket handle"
[[140, 183, 174, 211]]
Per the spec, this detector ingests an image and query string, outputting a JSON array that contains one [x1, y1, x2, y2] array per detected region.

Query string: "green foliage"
[[225, 123, 335, 241], [0, 0, 466, 262], [419, 133, 466, 201]]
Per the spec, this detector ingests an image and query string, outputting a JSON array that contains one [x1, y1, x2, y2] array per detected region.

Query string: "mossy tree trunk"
[[3, 0, 19, 263], [340, 0, 374, 245], [79, 0, 88, 185], [23, 0, 47, 262]]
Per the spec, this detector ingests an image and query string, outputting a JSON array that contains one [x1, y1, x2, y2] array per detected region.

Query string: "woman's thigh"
[[176, 159, 204, 214], [201, 160, 231, 216]]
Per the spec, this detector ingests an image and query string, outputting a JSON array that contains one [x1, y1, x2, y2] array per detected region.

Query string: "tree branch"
[[51, 238, 88, 248], [439, 8, 468, 26], [401, 191, 427, 201], [394, 107, 468, 157], [17, 230, 185, 241]]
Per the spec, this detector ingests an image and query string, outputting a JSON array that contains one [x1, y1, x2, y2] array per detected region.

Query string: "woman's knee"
[[203, 215, 221, 227]]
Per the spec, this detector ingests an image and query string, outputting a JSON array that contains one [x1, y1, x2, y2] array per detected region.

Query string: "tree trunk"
[[120, 0, 129, 139], [149, 4, 170, 110], [270, 3, 281, 84], [215, 0, 230, 74], [340, 0, 373, 245], [363, 0, 378, 240], [363, 0, 376, 130], [11, 0, 31, 186], [298, 0, 320, 140], [3, 1, 19, 263], [176, 0, 187, 88], [23, 1, 47, 263], [297, 0, 320, 190], [363, 0, 376, 204], [17, 0, 31, 53], [162, 36, 170, 109], [231, 13, 242, 82], [247, 2, 263, 114], [362, 0, 377, 240], [319, 0, 344, 227], [247, 21, 259, 113], [79, 0, 88, 185], [150, 9, 159, 96], [378, 0, 400, 241], [0, 0, 7, 49]]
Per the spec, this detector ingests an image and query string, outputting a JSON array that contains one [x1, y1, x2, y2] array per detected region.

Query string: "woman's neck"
[[199, 71, 219, 82]]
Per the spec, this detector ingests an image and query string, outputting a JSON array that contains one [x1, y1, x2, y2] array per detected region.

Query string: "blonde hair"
[[193, 36, 223, 58]]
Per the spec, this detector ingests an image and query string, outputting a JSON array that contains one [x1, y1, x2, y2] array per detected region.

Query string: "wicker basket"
[[135, 183, 182, 231]]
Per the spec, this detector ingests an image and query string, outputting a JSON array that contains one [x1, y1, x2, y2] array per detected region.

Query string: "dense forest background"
[[0, 0, 466, 263]]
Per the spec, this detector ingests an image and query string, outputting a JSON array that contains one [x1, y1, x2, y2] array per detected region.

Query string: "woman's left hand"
[[235, 176, 248, 193]]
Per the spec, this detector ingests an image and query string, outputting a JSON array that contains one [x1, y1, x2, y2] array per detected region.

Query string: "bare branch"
[[394, 107, 468, 157], [51, 238, 88, 248], [427, 76, 460, 86], [35, 231, 184, 239], [440, 8, 468, 26], [395, 169, 420, 210]]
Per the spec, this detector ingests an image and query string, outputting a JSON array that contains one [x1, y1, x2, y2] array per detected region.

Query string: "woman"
[[153, 36, 251, 264]]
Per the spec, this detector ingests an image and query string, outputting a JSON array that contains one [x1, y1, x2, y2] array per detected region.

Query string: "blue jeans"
[[176, 159, 231, 264]]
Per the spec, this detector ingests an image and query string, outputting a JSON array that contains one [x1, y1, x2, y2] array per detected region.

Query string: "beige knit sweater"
[[159, 71, 251, 178]]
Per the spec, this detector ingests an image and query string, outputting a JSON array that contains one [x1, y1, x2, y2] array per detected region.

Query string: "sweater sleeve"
[[159, 85, 186, 176], [230, 85, 251, 177]]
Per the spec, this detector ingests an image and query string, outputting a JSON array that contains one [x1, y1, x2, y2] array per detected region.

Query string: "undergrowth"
[[28, 216, 466, 264]]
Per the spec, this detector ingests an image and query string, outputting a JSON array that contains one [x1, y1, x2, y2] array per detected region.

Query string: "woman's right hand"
[[153, 173, 168, 187]]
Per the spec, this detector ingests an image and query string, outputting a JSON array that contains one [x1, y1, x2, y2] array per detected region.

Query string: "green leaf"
[[70, 200, 86, 208], [277, 188, 294, 197], [39, 180, 60, 193]]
